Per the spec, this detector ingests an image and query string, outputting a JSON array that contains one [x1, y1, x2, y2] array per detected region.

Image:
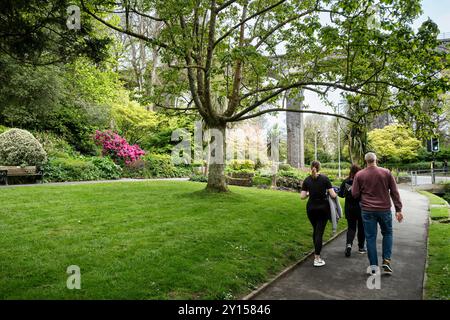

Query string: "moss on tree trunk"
[[205, 125, 228, 192]]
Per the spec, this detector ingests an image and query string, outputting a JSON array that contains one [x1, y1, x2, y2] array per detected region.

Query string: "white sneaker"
[[366, 265, 379, 275], [314, 258, 326, 267]]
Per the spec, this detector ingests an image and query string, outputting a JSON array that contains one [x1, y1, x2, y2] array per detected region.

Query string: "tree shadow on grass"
[[179, 188, 246, 203]]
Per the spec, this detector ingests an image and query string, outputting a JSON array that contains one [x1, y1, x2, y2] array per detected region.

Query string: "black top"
[[338, 177, 361, 219], [302, 174, 332, 217], [301, 174, 332, 201]]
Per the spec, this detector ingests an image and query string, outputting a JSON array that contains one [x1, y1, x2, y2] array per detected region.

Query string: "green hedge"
[[253, 176, 272, 186], [443, 183, 450, 204], [381, 161, 444, 171], [122, 153, 192, 178], [0, 128, 48, 166], [228, 159, 255, 171], [44, 156, 121, 182], [0, 125, 9, 134], [189, 174, 208, 183], [33, 131, 79, 159], [320, 162, 352, 169]]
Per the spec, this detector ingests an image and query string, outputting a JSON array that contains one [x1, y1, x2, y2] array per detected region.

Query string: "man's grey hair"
[[365, 152, 377, 163]]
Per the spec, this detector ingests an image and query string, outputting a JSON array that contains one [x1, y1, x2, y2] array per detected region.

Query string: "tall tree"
[[0, 0, 111, 65], [82, 0, 449, 191]]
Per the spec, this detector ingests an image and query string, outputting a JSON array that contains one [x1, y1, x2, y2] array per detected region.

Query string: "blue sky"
[[414, 0, 450, 34]]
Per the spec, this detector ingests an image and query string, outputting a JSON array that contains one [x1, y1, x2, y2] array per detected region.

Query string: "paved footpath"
[[252, 186, 430, 300]]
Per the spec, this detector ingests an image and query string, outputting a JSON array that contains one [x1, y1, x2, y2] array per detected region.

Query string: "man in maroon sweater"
[[352, 152, 404, 275]]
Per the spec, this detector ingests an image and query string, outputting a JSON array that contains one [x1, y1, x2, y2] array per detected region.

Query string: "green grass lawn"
[[0, 181, 343, 299], [420, 191, 450, 300], [420, 191, 448, 206]]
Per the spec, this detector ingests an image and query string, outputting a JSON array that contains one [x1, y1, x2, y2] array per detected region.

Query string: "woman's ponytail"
[[311, 161, 320, 179]]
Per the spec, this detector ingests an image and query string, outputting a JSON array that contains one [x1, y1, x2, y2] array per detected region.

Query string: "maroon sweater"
[[352, 166, 403, 212]]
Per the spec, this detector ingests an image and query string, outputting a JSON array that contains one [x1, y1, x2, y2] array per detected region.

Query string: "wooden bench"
[[0, 166, 44, 185]]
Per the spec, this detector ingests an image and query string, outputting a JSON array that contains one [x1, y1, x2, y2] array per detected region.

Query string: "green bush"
[[121, 159, 146, 178], [276, 176, 303, 191], [0, 128, 47, 166], [278, 169, 309, 180], [278, 163, 294, 171], [144, 153, 191, 178], [228, 159, 255, 171], [0, 125, 9, 134], [320, 168, 339, 180], [320, 162, 352, 169], [44, 157, 99, 182], [225, 167, 256, 175], [381, 161, 441, 171], [253, 175, 272, 186], [189, 174, 208, 183], [443, 183, 450, 204], [416, 147, 450, 163], [122, 153, 192, 178], [91, 157, 122, 180], [44, 156, 121, 182], [33, 131, 77, 158]]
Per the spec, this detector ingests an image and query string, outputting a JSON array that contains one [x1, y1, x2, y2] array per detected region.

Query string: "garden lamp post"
[[314, 129, 320, 161], [337, 102, 344, 179]]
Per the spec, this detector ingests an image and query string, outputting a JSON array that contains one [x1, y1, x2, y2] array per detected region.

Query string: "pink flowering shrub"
[[94, 130, 145, 165]]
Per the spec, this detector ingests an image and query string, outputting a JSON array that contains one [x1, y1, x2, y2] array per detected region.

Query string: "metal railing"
[[438, 32, 450, 42], [410, 169, 450, 186]]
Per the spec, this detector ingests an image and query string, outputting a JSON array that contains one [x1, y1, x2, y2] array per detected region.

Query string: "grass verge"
[[0, 180, 344, 299], [420, 191, 450, 300]]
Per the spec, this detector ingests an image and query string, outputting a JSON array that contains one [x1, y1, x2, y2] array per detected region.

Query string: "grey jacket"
[[328, 194, 343, 234]]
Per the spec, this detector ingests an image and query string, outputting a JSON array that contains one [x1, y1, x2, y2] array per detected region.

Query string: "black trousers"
[[346, 212, 365, 249], [307, 212, 329, 255]]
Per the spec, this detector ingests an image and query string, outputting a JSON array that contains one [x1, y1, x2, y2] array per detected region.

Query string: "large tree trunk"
[[286, 90, 305, 168], [205, 125, 228, 192]]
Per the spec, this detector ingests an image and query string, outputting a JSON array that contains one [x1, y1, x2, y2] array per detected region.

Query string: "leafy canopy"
[[368, 124, 422, 162], [83, 0, 449, 134]]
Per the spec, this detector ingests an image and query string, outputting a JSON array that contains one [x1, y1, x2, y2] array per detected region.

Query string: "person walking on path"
[[301, 161, 337, 267], [338, 164, 366, 257], [444, 159, 448, 173], [352, 152, 404, 275]]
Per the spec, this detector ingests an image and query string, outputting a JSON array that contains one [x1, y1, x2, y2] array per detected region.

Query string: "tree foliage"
[[0, 129, 47, 166], [0, 0, 111, 65], [82, 0, 450, 191], [368, 124, 422, 162]]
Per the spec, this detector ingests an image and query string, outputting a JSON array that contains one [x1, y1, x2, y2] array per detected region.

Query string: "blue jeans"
[[361, 210, 393, 266]]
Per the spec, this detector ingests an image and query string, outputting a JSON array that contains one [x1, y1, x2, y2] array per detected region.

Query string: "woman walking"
[[338, 164, 366, 257], [301, 161, 337, 267]]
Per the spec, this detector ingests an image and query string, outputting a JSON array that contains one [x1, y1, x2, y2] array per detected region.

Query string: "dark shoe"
[[358, 247, 367, 254], [382, 259, 393, 274], [345, 245, 352, 257]]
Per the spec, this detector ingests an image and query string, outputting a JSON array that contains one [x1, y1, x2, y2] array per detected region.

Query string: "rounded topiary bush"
[[0, 129, 47, 166]]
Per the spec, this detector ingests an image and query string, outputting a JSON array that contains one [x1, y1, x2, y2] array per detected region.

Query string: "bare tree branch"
[[213, 0, 287, 48], [228, 81, 378, 122], [254, 9, 316, 49], [224, 1, 248, 117], [215, 0, 239, 13], [228, 108, 358, 123], [80, 0, 169, 49]]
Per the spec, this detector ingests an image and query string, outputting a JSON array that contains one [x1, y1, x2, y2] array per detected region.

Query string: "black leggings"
[[307, 212, 329, 255], [346, 214, 365, 249]]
